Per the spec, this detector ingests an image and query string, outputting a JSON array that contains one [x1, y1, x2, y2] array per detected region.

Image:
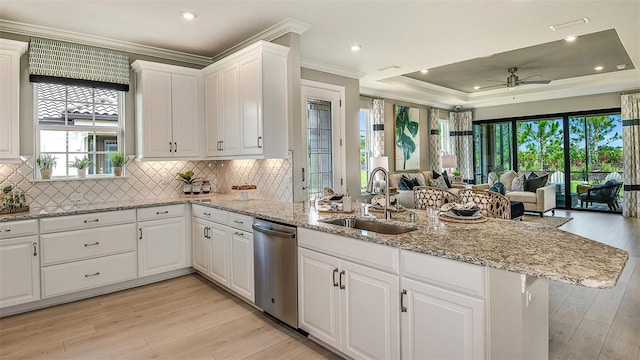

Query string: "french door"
[[301, 81, 345, 200]]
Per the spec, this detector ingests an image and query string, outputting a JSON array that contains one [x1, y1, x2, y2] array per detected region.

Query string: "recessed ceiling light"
[[180, 11, 197, 20], [420, 69, 429, 74], [565, 36, 577, 42], [594, 66, 604, 71], [617, 64, 627, 70], [350, 44, 362, 52], [473, 86, 481, 90]]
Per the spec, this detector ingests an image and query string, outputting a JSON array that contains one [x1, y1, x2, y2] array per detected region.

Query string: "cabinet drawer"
[[228, 212, 253, 232], [41, 252, 137, 298], [192, 204, 228, 223], [401, 250, 486, 298], [298, 227, 399, 274], [137, 204, 185, 221], [41, 223, 137, 266], [0, 219, 38, 239], [40, 210, 136, 234]]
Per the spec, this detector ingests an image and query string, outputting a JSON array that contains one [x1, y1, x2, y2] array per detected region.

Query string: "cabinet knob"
[[174, 142, 177, 152], [257, 136, 262, 148], [169, 142, 173, 152]]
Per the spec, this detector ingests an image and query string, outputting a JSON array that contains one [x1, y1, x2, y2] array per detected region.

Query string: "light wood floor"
[[1, 210, 638, 360]]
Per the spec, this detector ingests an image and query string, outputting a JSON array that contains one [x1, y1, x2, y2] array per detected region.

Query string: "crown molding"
[[301, 58, 366, 79], [211, 18, 310, 62], [0, 19, 212, 66]]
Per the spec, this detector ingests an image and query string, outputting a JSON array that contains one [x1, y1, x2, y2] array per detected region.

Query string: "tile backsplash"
[[0, 158, 292, 209]]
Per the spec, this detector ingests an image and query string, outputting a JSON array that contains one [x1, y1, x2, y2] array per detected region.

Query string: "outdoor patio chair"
[[579, 179, 623, 211]]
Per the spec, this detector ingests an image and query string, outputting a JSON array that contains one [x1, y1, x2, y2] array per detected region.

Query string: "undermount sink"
[[322, 218, 418, 235]]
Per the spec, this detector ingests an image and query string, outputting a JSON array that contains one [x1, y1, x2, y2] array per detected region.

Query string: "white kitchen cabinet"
[[132, 60, 203, 159], [203, 40, 289, 159], [298, 247, 400, 360], [0, 219, 40, 308], [138, 215, 187, 278], [0, 39, 28, 161], [191, 205, 254, 303], [401, 278, 485, 360]]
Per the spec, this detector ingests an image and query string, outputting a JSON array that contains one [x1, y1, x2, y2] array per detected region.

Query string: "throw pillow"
[[511, 174, 526, 192], [525, 173, 548, 192], [489, 182, 506, 195], [400, 175, 421, 190], [428, 177, 448, 189], [432, 170, 441, 179], [441, 170, 453, 188]]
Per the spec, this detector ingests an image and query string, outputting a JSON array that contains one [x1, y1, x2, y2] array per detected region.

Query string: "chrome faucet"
[[366, 167, 392, 220]]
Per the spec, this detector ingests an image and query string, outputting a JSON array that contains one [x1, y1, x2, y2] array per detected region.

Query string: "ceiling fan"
[[478, 67, 551, 90]]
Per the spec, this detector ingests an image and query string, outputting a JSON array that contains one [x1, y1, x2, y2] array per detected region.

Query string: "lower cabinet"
[[191, 206, 254, 303], [138, 216, 187, 277], [298, 247, 400, 360], [0, 234, 40, 308], [400, 278, 485, 360]]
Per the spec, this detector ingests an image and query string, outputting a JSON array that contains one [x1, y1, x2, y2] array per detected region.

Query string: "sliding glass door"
[[473, 121, 512, 184]]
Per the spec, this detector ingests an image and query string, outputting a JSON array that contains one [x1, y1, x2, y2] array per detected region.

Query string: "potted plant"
[[177, 171, 199, 194], [489, 164, 506, 195], [69, 156, 94, 178], [108, 152, 126, 176], [36, 154, 57, 180]]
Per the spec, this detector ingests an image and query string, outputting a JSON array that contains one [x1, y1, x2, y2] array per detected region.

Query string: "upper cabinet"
[[131, 60, 204, 160], [203, 41, 289, 159], [0, 39, 28, 161]]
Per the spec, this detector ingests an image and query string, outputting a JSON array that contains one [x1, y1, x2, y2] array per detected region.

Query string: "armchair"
[[579, 180, 623, 210]]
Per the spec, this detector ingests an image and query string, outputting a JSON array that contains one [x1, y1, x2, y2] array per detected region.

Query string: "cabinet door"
[[298, 248, 341, 350], [192, 218, 210, 273], [171, 73, 202, 158], [204, 71, 222, 156], [0, 236, 40, 308], [208, 222, 230, 285], [0, 49, 20, 160], [138, 70, 173, 158], [138, 217, 186, 277], [229, 230, 254, 302], [220, 64, 241, 155], [401, 278, 485, 360], [341, 260, 400, 360], [239, 52, 263, 155]]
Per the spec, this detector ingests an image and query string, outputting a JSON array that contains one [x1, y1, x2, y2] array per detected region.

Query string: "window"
[[35, 83, 124, 178], [439, 118, 453, 155], [359, 108, 372, 190]]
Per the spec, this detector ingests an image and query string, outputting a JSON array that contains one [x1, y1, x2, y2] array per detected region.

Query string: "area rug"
[[522, 214, 573, 228]]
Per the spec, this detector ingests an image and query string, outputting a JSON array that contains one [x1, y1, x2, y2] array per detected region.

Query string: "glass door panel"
[[473, 121, 512, 184], [569, 114, 623, 212]]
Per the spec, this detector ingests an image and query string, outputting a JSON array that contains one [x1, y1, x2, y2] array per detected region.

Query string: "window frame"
[[359, 108, 373, 191], [33, 83, 125, 179]]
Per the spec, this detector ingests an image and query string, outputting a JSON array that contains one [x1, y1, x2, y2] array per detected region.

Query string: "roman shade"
[[29, 38, 130, 91]]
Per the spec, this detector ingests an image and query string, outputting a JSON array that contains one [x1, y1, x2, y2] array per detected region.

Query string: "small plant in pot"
[[177, 171, 199, 195], [69, 156, 94, 178], [36, 154, 57, 180], [489, 165, 506, 195], [108, 152, 126, 176]]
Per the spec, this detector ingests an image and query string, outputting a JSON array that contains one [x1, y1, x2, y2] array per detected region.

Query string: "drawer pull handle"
[[203, 212, 211, 216], [174, 142, 177, 152], [156, 211, 169, 215], [401, 289, 407, 312], [234, 231, 244, 236], [33, 243, 37, 256], [339, 270, 346, 290], [233, 220, 244, 224], [84, 242, 100, 247], [84, 219, 99, 223], [169, 142, 173, 153], [332, 268, 339, 287], [139, 228, 142, 240], [4, 228, 10, 232], [85, 272, 100, 278], [257, 136, 263, 148]]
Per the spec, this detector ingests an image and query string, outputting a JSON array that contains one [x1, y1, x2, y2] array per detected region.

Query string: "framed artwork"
[[394, 105, 420, 171]]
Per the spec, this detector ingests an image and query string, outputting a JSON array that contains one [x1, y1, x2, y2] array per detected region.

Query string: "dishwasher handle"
[[252, 224, 296, 238]]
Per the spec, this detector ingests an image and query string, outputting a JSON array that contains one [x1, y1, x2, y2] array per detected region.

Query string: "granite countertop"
[[1, 194, 628, 289]]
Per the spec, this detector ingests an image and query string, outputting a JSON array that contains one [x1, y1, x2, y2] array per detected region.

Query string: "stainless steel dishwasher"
[[252, 218, 298, 329]]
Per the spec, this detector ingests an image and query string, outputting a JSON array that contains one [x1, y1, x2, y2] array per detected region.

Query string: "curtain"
[[621, 93, 640, 218], [450, 110, 474, 182], [429, 108, 441, 170], [372, 99, 385, 157], [29, 38, 130, 91]]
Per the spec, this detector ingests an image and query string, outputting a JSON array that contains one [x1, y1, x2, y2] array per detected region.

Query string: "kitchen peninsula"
[[0, 195, 629, 359]]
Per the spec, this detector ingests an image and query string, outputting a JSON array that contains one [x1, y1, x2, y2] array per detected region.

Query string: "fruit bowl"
[[450, 207, 479, 217]]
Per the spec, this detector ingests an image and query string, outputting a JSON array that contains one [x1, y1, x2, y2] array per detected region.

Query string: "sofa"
[[473, 170, 556, 216], [388, 170, 465, 209]]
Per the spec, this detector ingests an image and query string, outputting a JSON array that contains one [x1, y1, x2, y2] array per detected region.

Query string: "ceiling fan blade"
[[520, 80, 551, 85], [486, 80, 506, 83], [519, 74, 542, 81], [476, 83, 506, 90]]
